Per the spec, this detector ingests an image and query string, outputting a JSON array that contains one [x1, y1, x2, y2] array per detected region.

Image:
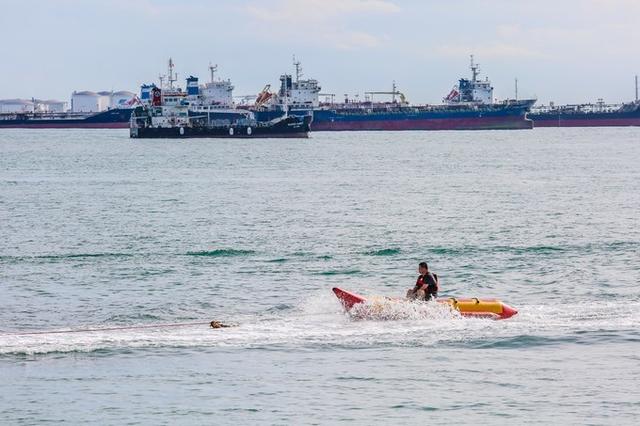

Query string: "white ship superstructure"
[[181, 63, 241, 117], [198, 64, 234, 107], [134, 59, 256, 131], [270, 59, 321, 109], [444, 55, 494, 105]]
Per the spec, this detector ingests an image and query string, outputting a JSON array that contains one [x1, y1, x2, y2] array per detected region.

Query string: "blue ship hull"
[[254, 101, 535, 131], [0, 109, 132, 128]]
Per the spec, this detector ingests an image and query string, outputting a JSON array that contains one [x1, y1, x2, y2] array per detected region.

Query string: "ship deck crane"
[[365, 81, 407, 104], [254, 84, 273, 108]]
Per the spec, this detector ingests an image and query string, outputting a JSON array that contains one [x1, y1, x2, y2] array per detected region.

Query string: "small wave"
[[513, 245, 566, 254], [602, 241, 639, 250], [59, 253, 135, 259], [315, 269, 362, 276], [468, 334, 573, 349], [427, 245, 567, 256], [362, 248, 401, 256], [0, 252, 134, 262], [427, 241, 639, 257], [289, 252, 333, 260], [186, 249, 255, 257], [105, 313, 164, 323], [264, 303, 295, 313]]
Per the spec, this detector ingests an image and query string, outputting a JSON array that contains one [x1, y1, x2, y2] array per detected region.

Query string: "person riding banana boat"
[[406, 261, 439, 301], [334, 261, 518, 319]]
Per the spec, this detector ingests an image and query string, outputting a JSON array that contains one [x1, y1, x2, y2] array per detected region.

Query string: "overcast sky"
[[1, 0, 639, 105]]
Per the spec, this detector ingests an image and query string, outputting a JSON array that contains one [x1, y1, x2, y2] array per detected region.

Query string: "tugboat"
[[130, 59, 311, 139]]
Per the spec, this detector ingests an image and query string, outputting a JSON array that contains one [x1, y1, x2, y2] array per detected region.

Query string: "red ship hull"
[[532, 118, 640, 127], [0, 122, 128, 129], [312, 116, 533, 131]]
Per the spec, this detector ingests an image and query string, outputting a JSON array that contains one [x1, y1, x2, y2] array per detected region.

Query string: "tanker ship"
[[529, 99, 640, 127], [253, 57, 536, 131], [130, 60, 311, 139], [0, 92, 135, 129]]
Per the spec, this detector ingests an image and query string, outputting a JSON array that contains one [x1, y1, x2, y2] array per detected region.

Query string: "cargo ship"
[[0, 109, 132, 129], [253, 56, 536, 131], [529, 99, 640, 127], [130, 60, 311, 139], [310, 100, 535, 131], [0, 92, 136, 128]]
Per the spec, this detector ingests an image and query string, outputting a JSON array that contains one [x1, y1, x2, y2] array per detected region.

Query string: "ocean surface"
[[1, 128, 639, 425]]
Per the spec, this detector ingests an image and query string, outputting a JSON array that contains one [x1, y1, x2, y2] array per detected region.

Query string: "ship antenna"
[[168, 58, 172, 89], [293, 55, 302, 83], [470, 54, 479, 81], [515, 78, 518, 100], [167, 58, 177, 89], [209, 63, 218, 83], [392, 80, 396, 103], [635, 75, 638, 102]]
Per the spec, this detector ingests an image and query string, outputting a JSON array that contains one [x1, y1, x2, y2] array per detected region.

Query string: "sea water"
[[1, 128, 639, 424]]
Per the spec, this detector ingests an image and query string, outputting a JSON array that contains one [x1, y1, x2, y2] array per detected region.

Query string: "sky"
[[1, 0, 639, 105]]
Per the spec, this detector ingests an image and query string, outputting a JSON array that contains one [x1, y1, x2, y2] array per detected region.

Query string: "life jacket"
[[416, 273, 439, 293]]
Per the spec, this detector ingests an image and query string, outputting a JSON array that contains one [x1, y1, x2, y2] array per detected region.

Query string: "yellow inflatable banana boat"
[[333, 287, 518, 320]]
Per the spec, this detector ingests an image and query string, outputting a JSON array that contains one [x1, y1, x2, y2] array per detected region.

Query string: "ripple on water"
[[361, 248, 402, 256], [185, 249, 256, 257]]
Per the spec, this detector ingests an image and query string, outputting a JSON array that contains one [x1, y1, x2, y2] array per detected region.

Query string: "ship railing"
[[531, 102, 625, 114], [0, 111, 104, 119], [0, 114, 20, 120]]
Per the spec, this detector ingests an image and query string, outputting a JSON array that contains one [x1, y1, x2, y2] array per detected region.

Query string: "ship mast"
[[293, 55, 302, 84], [470, 54, 480, 82], [635, 75, 638, 102], [392, 80, 396, 103], [167, 58, 177, 90], [209, 63, 218, 84]]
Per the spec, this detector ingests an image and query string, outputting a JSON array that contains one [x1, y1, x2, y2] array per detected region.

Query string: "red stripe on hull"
[[151, 133, 310, 139], [312, 117, 532, 131], [0, 123, 128, 129], [533, 118, 640, 127]]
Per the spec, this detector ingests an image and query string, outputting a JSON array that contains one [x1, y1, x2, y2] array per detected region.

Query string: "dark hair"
[[419, 262, 428, 269]]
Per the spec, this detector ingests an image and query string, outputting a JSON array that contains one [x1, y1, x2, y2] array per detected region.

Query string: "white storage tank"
[[110, 91, 135, 109], [42, 100, 67, 113], [97, 91, 112, 111], [71, 91, 101, 112], [0, 99, 35, 113]]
